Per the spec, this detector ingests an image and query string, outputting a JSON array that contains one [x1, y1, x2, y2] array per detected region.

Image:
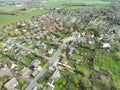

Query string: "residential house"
[[64, 65, 75, 73], [43, 84, 54, 90], [46, 78, 54, 86], [60, 55, 67, 64], [31, 59, 41, 68], [4, 78, 18, 90], [51, 69, 60, 80], [103, 43, 111, 48], [2, 59, 16, 69], [63, 36, 75, 43], [41, 43, 47, 49], [48, 49, 54, 54], [19, 67, 31, 76], [43, 69, 60, 90], [31, 60, 42, 77], [32, 70, 39, 77]]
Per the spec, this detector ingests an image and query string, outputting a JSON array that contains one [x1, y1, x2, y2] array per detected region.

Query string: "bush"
[[115, 52, 120, 60], [81, 77, 92, 88]]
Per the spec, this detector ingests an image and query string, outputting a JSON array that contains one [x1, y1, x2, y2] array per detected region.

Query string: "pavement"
[[12, 43, 50, 61], [0, 69, 13, 76], [8, 36, 75, 90], [25, 42, 66, 90]]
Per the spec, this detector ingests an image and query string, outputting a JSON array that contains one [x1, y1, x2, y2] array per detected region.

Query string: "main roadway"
[[10, 42, 50, 61], [9, 36, 75, 90], [25, 42, 66, 90]]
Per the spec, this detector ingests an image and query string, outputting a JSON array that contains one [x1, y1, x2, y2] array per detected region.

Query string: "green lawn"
[[95, 52, 120, 82], [76, 65, 93, 76], [54, 83, 61, 90], [57, 31, 67, 38], [73, 54, 84, 60], [36, 0, 110, 7], [38, 72, 49, 83], [0, 10, 48, 26], [95, 5, 111, 9], [16, 80, 26, 89], [0, 54, 6, 61], [67, 60, 75, 67], [16, 39, 22, 43], [65, 5, 90, 11], [23, 58, 33, 65], [3, 28, 14, 33], [0, 0, 111, 26], [1, 76, 7, 84], [24, 43, 31, 47], [3, 0, 19, 2], [0, 6, 20, 12], [63, 70, 78, 89], [65, 4, 111, 11], [78, 0, 110, 5]]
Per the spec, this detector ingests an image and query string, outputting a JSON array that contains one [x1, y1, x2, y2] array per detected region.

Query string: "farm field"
[[0, 0, 120, 89], [36, 0, 111, 7], [64, 4, 111, 11], [0, 10, 48, 26], [0, 6, 20, 12], [0, 0, 111, 26], [95, 50, 120, 86], [2, 0, 19, 2]]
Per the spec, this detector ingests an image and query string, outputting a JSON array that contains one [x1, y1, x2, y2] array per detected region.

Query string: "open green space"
[[0, 6, 19, 12], [3, 28, 13, 33], [95, 51, 120, 83], [67, 60, 75, 67], [63, 70, 78, 90], [16, 81, 26, 89], [0, 10, 48, 26], [36, 0, 110, 7], [64, 4, 111, 11], [1, 76, 7, 84], [65, 5, 90, 11], [23, 58, 33, 65], [0, 0, 111, 26], [57, 31, 67, 38], [54, 82, 61, 90], [76, 65, 93, 76], [95, 5, 111, 9], [73, 54, 84, 60], [59, 77, 67, 85], [3, 0, 19, 2], [38, 72, 49, 83]]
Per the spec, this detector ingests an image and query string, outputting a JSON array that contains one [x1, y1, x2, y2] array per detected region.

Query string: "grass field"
[[0, 0, 111, 26], [0, 6, 20, 12], [73, 54, 84, 60], [3, 0, 19, 2], [95, 51, 120, 83], [64, 4, 111, 11], [64, 5, 90, 11], [36, 0, 111, 7], [0, 10, 48, 26]]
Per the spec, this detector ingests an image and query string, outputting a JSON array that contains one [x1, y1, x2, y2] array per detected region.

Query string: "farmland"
[[0, 10, 48, 26], [0, 0, 112, 26], [36, 0, 111, 6], [0, 6, 20, 12], [0, 1, 120, 90], [95, 51, 120, 86]]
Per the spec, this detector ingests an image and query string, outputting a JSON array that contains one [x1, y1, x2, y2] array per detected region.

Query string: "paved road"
[[0, 69, 13, 76], [25, 37, 75, 90], [25, 42, 66, 90], [12, 43, 50, 61], [7, 37, 75, 90]]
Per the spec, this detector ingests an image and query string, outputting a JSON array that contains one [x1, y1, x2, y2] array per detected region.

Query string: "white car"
[[33, 87, 37, 90]]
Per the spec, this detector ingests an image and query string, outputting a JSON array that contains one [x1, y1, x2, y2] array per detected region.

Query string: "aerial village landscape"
[[0, 0, 120, 90]]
